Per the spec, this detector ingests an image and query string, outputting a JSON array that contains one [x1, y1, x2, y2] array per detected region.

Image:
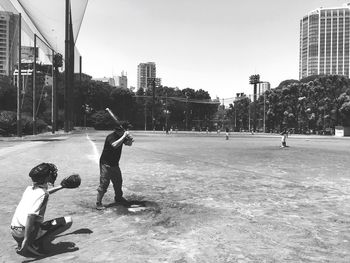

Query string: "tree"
[[110, 87, 134, 121], [0, 76, 16, 111]]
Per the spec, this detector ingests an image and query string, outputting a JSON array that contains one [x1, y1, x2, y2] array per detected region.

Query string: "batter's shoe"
[[96, 202, 105, 210], [114, 197, 131, 207]]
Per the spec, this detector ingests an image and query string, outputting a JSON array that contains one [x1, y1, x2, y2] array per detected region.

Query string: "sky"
[[75, 0, 349, 104]]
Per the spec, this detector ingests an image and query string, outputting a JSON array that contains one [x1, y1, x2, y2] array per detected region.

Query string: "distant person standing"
[[225, 127, 229, 140], [280, 128, 288, 148]]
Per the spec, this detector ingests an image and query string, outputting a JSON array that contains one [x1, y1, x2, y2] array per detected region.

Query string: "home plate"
[[128, 204, 148, 213]]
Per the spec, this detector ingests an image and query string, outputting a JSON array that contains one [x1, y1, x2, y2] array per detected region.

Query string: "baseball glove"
[[60, 174, 81, 189]]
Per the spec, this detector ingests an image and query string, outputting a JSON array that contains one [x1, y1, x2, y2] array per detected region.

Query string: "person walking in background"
[[280, 128, 288, 148]]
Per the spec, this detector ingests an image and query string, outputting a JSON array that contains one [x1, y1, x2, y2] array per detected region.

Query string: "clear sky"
[[76, 0, 348, 103]]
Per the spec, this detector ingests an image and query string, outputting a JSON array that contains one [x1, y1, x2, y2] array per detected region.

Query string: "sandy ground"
[[0, 130, 350, 262]]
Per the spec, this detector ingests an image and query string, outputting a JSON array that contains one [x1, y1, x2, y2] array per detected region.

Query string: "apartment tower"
[[0, 11, 19, 76], [137, 62, 156, 90], [299, 4, 350, 79]]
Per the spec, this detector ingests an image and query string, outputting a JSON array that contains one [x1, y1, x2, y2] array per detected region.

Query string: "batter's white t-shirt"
[[11, 186, 49, 228]]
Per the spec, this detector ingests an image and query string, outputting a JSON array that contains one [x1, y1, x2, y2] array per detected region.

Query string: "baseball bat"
[[105, 107, 119, 123], [105, 107, 125, 131], [106, 108, 134, 144]]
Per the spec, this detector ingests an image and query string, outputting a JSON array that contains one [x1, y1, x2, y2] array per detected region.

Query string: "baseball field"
[[1, 130, 350, 262]]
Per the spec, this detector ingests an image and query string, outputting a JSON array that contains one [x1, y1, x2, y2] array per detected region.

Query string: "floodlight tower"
[[249, 74, 260, 132]]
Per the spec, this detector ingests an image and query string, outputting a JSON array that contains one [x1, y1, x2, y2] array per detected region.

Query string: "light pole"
[[144, 101, 147, 131], [185, 92, 189, 130], [33, 34, 37, 135], [165, 91, 168, 133], [249, 74, 260, 132], [234, 103, 237, 130], [263, 92, 266, 133], [248, 95, 251, 132], [17, 13, 22, 137]]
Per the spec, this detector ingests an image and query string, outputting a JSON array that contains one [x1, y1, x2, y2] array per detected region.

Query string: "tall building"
[[117, 71, 128, 89], [0, 11, 19, 76], [299, 4, 350, 79], [137, 62, 157, 90], [257, 82, 270, 97]]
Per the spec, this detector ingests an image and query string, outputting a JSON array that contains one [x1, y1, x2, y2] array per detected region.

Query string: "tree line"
[[0, 72, 219, 135], [1, 73, 350, 135], [226, 75, 350, 134]]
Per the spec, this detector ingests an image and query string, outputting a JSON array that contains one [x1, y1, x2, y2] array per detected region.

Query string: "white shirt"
[[11, 186, 49, 227]]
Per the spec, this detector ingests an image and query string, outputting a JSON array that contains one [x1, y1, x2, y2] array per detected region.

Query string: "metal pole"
[[144, 101, 147, 131], [234, 102, 236, 129], [54, 57, 58, 132], [64, 0, 69, 132], [51, 50, 54, 133], [253, 83, 257, 132], [68, 14, 74, 131], [263, 92, 266, 133], [185, 95, 188, 131], [33, 34, 37, 135], [152, 79, 155, 131], [248, 95, 251, 132], [80, 55, 82, 127], [16, 13, 22, 137], [165, 91, 168, 133]]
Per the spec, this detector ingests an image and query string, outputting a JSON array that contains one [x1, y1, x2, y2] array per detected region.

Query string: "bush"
[[90, 110, 115, 130], [0, 110, 49, 136], [0, 110, 17, 135], [22, 114, 49, 134], [89, 110, 131, 130]]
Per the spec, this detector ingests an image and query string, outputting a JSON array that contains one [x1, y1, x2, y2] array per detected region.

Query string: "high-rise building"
[[299, 4, 350, 79], [0, 11, 19, 76], [117, 71, 128, 89], [137, 62, 157, 90], [257, 82, 270, 97]]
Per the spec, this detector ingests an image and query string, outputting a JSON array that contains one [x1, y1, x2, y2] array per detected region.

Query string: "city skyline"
[[76, 0, 348, 103]]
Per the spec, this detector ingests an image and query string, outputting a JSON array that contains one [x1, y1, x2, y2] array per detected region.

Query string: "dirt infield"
[[1, 131, 350, 262]]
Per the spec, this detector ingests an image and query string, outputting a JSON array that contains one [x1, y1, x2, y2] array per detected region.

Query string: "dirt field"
[[1, 131, 350, 262]]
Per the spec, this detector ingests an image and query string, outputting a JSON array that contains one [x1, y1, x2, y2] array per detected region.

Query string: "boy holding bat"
[[10, 163, 81, 257], [96, 119, 134, 210]]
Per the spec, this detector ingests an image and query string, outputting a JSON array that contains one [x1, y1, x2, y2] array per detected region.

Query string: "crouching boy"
[[10, 163, 73, 256]]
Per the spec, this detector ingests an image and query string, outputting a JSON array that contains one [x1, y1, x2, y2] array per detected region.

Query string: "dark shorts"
[[11, 217, 69, 246]]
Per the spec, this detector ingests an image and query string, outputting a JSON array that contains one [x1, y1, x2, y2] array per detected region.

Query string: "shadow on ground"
[[19, 228, 93, 262]]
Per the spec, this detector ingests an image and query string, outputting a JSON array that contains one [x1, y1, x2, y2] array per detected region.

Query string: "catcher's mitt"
[[60, 174, 81, 189]]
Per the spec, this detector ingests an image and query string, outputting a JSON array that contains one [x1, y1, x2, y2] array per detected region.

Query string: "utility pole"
[[51, 50, 55, 133], [165, 91, 168, 133], [144, 101, 147, 131], [53, 53, 62, 132], [33, 34, 37, 135], [249, 74, 260, 132], [185, 92, 189, 131], [16, 13, 22, 137], [79, 55, 82, 125], [248, 94, 251, 132], [150, 78, 155, 131], [263, 92, 266, 133], [64, 0, 70, 132]]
